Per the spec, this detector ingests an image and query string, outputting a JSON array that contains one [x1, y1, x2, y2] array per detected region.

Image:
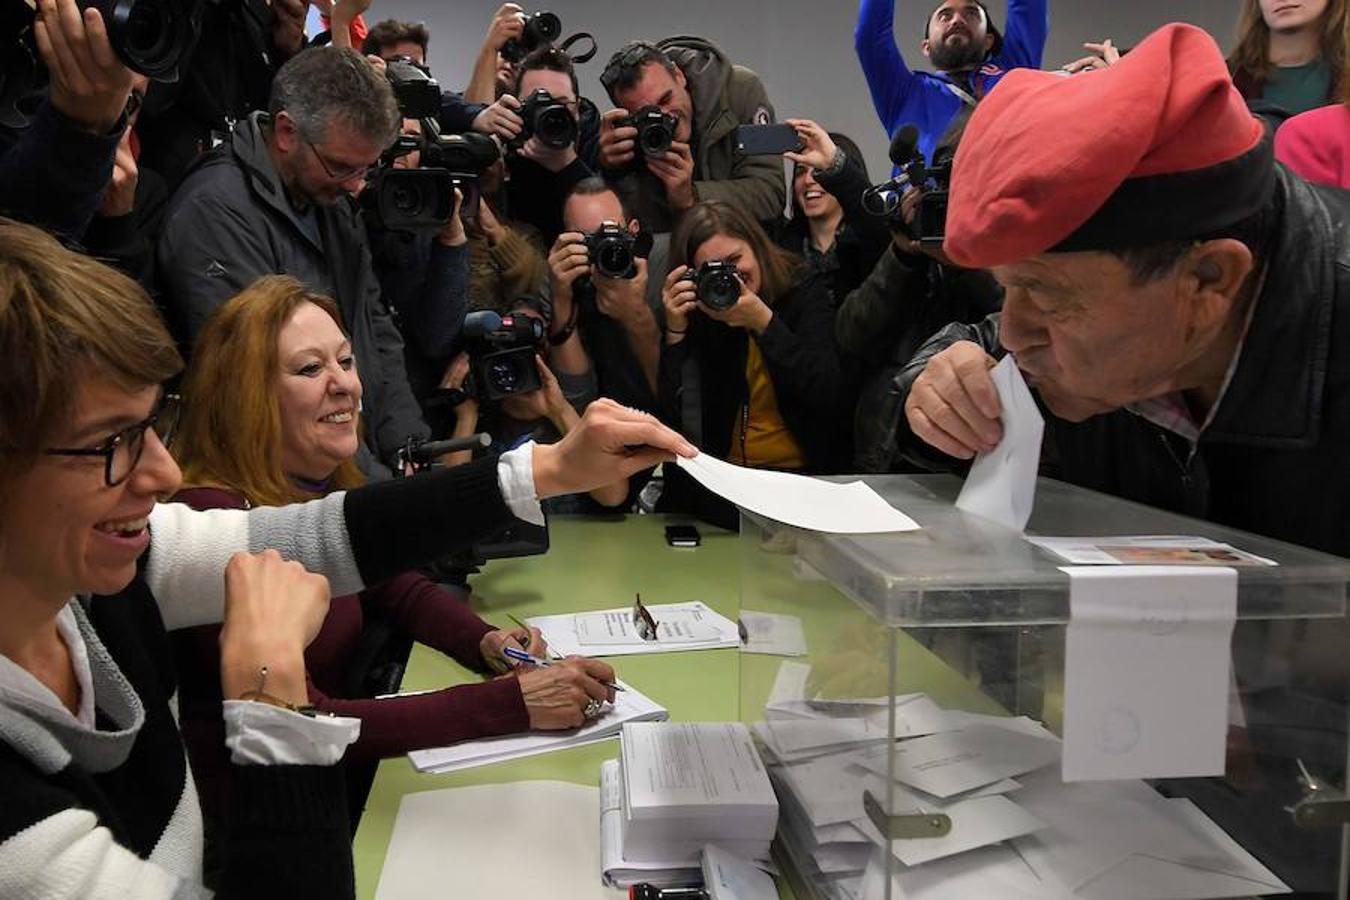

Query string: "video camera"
[[861, 124, 953, 246], [384, 55, 440, 119], [618, 105, 677, 158], [461, 309, 545, 402], [515, 88, 577, 150], [680, 260, 741, 311], [362, 122, 499, 231], [1, 0, 202, 128], [500, 10, 562, 64]]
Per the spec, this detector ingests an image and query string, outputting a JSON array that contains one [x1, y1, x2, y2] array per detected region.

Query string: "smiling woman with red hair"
[[171, 276, 619, 866]]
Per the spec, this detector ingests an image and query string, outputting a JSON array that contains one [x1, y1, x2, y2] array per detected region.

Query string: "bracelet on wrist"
[[235, 665, 321, 718]]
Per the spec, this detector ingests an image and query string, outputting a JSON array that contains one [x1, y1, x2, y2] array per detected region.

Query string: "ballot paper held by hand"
[[675, 453, 919, 534], [956, 355, 1044, 531]]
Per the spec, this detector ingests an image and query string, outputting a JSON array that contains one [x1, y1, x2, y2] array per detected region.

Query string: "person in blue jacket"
[[855, 0, 1049, 163]]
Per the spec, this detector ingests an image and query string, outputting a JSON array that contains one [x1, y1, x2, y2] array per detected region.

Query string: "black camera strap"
[[558, 32, 598, 65]]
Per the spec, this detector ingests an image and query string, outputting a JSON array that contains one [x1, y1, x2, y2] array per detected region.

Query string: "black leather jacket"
[[893, 168, 1350, 557]]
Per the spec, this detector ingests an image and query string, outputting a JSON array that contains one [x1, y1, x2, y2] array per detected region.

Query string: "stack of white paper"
[[408, 681, 667, 774], [529, 601, 740, 658], [620, 722, 779, 865], [600, 759, 702, 888]]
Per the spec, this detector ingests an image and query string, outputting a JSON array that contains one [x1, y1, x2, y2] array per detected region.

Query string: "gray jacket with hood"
[[609, 36, 786, 233], [157, 112, 428, 479]]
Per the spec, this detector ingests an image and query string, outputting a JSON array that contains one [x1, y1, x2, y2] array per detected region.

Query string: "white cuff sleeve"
[[498, 443, 545, 526], [222, 701, 361, 766]]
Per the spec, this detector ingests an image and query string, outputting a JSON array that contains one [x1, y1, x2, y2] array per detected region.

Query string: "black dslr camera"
[[681, 260, 741, 311], [2, 0, 201, 128], [362, 126, 499, 231], [516, 88, 577, 149], [619, 105, 678, 157], [584, 222, 637, 279], [862, 124, 953, 246], [462, 309, 545, 401], [384, 55, 441, 119], [500, 10, 562, 63]]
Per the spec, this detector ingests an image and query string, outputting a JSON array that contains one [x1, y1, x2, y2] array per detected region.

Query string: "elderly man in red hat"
[[897, 25, 1349, 893], [898, 22, 1350, 560]]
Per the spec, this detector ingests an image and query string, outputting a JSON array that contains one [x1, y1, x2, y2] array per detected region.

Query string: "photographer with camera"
[[856, 0, 1048, 164], [498, 46, 595, 244], [0, 0, 134, 239], [439, 298, 629, 510], [658, 200, 850, 527], [777, 118, 891, 303], [551, 177, 667, 414], [465, 4, 529, 104], [158, 47, 431, 481], [836, 116, 1002, 472], [598, 38, 785, 236]]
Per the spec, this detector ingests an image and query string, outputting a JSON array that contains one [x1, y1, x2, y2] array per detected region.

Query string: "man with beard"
[[855, 0, 1048, 163], [158, 47, 432, 480]]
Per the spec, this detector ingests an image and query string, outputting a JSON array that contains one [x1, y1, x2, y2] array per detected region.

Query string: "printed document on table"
[[375, 781, 622, 900], [856, 722, 1060, 798], [1061, 565, 1236, 782], [600, 759, 702, 888], [955, 355, 1044, 532], [529, 601, 739, 658], [621, 722, 776, 817], [675, 453, 919, 534], [408, 680, 666, 774]]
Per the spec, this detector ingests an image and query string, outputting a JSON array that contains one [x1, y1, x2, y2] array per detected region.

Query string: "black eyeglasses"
[[305, 137, 373, 183], [44, 393, 181, 488]]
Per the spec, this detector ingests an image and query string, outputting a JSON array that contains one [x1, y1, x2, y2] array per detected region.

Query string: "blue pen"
[[501, 645, 626, 692]]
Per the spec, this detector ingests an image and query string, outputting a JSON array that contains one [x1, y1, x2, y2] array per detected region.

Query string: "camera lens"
[[699, 268, 741, 311], [390, 182, 424, 214], [862, 186, 901, 218], [94, 0, 187, 80], [639, 122, 673, 156], [532, 12, 562, 42], [535, 105, 577, 149], [595, 239, 633, 279]]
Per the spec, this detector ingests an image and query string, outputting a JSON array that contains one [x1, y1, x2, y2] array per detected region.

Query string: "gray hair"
[[269, 47, 401, 146]]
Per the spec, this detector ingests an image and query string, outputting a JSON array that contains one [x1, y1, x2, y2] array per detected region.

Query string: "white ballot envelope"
[[955, 354, 1044, 531]]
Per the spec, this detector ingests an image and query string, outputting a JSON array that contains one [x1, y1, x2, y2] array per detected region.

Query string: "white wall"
[[381, 1, 1241, 179]]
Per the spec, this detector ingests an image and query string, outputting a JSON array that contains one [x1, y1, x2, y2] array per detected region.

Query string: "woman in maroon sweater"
[[170, 276, 615, 847]]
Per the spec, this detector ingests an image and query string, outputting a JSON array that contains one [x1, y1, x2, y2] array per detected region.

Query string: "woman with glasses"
[[658, 201, 852, 528], [169, 276, 620, 856], [0, 217, 687, 897]]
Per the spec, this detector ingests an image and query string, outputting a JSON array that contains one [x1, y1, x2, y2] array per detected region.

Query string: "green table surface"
[[353, 515, 743, 899], [352, 514, 1001, 900]]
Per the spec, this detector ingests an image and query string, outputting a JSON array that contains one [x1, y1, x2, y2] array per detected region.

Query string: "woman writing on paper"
[[168, 276, 617, 852]]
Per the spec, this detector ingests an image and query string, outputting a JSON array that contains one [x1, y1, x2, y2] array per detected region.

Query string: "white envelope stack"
[[755, 662, 1291, 900]]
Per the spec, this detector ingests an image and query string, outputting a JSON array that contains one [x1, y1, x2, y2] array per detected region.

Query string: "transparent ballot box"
[[737, 475, 1350, 900]]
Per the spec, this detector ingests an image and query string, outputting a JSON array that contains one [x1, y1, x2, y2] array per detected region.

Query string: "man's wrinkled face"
[[923, 1, 993, 71], [993, 252, 1204, 422], [614, 62, 695, 144]]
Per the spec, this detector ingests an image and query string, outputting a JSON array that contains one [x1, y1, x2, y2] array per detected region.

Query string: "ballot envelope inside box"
[[733, 474, 1350, 900]]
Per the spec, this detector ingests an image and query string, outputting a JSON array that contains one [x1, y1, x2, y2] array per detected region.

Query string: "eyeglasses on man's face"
[[44, 393, 181, 488], [305, 137, 376, 183]]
